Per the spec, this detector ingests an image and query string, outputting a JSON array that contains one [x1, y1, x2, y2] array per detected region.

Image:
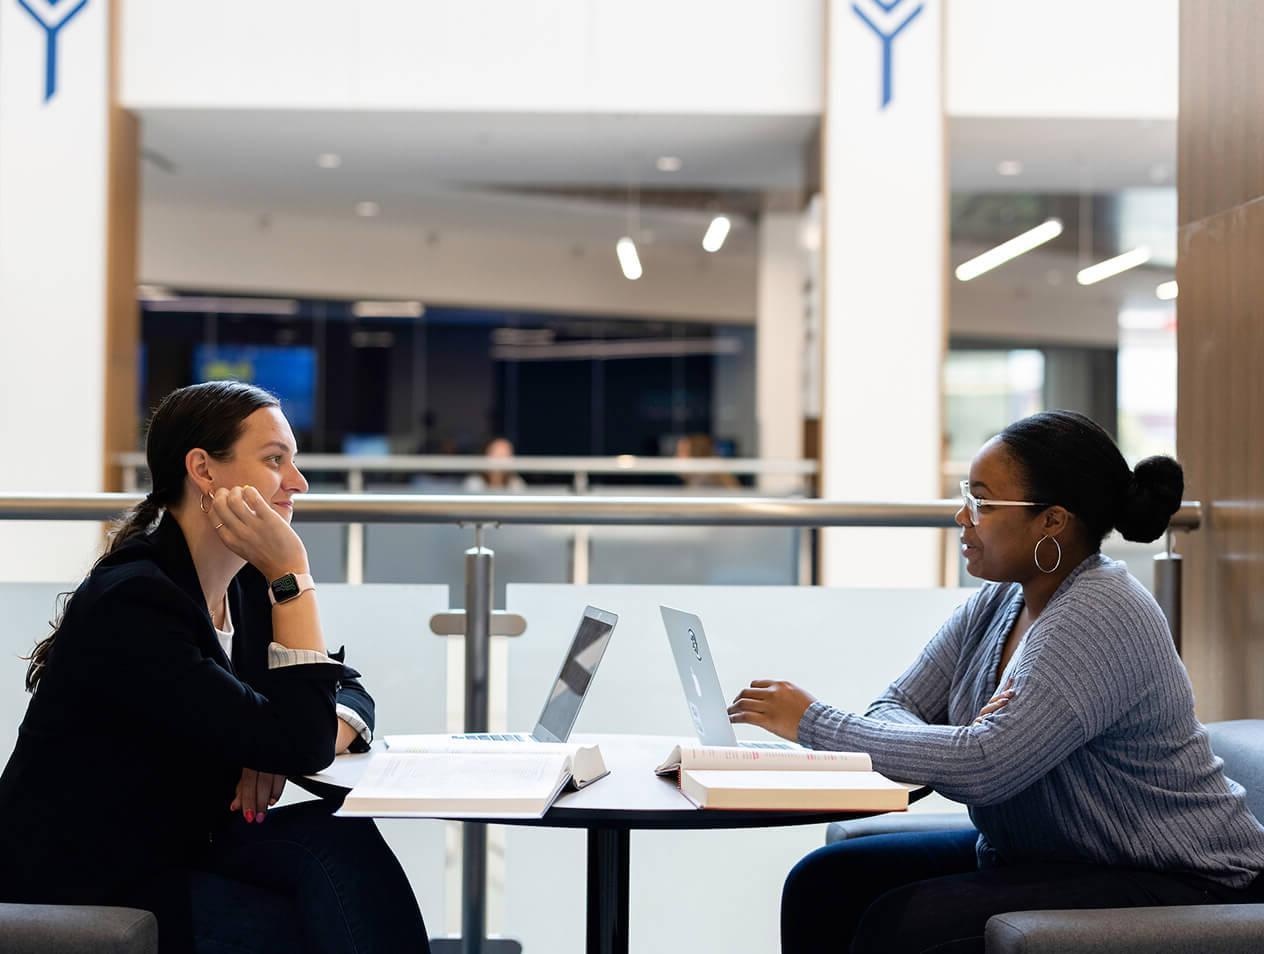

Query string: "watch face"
[[272, 574, 300, 601]]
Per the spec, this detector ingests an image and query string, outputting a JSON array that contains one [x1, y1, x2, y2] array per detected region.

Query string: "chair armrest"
[[986, 904, 1264, 954], [0, 903, 158, 954], [826, 812, 974, 843]]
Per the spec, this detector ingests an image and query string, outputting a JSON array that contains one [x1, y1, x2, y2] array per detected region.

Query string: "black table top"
[[306, 732, 928, 831]]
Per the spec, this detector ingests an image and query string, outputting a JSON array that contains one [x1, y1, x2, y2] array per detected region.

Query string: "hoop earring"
[[1034, 535, 1062, 574], [199, 492, 211, 514]]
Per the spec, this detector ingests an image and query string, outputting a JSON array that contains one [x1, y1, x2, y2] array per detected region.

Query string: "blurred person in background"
[[464, 435, 527, 492], [674, 433, 740, 489]]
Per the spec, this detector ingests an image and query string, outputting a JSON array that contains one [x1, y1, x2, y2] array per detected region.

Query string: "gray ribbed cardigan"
[[798, 554, 1264, 887]]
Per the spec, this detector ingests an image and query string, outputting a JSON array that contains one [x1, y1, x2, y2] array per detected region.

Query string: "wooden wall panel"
[[102, 0, 139, 492], [1178, 1, 1264, 227], [1177, 1, 1264, 721]]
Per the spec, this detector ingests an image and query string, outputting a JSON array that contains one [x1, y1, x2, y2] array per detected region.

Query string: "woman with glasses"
[[731, 411, 1264, 954]]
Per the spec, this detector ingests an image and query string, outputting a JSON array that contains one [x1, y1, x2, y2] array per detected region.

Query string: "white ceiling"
[[140, 110, 817, 197], [138, 109, 1179, 344], [950, 117, 1176, 192], [140, 110, 1176, 206]]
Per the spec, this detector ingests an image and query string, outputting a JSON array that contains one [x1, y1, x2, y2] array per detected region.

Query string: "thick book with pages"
[[654, 743, 911, 812], [337, 734, 608, 820]]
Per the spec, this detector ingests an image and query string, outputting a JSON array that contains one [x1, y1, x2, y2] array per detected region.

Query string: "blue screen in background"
[[193, 345, 316, 431]]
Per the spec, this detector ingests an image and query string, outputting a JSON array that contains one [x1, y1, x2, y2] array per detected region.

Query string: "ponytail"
[[1114, 455, 1185, 543], [24, 495, 165, 692], [23, 381, 279, 693]]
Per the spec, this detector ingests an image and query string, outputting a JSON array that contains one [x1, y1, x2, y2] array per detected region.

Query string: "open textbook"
[[655, 743, 911, 812], [338, 735, 608, 820]]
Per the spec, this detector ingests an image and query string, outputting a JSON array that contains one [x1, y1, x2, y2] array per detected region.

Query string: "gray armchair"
[[0, 903, 157, 954], [826, 719, 1264, 953]]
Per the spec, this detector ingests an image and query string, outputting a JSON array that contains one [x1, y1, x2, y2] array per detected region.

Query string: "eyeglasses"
[[959, 480, 1049, 527]]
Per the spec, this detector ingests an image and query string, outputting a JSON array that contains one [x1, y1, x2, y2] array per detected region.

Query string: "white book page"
[[383, 734, 608, 788], [655, 744, 872, 775], [385, 734, 579, 756], [353, 751, 568, 801]]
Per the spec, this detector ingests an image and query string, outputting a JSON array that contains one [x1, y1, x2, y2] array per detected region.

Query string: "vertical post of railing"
[[462, 525, 493, 954], [346, 469, 365, 585], [1154, 530, 1183, 655], [572, 471, 590, 584]]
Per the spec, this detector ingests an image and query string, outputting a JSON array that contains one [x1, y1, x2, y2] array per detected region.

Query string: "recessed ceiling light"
[[317, 153, 342, 169], [1156, 280, 1178, 300], [656, 156, 683, 173], [997, 160, 1023, 177], [355, 201, 380, 218]]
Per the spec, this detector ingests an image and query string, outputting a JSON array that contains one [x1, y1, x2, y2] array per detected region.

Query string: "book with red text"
[[654, 743, 911, 811]]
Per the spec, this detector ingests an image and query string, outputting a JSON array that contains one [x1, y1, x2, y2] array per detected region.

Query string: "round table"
[[448, 734, 927, 954], [306, 733, 926, 954]]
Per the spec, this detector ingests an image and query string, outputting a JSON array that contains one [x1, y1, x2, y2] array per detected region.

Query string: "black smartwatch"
[[268, 572, 315, 606]]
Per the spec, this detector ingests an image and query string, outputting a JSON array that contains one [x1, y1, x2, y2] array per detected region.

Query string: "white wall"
[[119, 0, 1176, 120], [820, 0, 945, 587], [756, 212, 806, 488], [120, 0, 824, 115], [0, 0, 113, 580], [141, 200, 757, 324], [946, 0, 1178, 119]]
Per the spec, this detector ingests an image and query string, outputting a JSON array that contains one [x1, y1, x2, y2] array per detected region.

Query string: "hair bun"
[[1114, 455, 1184, 542]]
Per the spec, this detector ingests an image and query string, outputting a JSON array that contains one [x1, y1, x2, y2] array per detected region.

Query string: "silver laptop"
[[459, 605, 618, 744], [660, 605, 793, 749]]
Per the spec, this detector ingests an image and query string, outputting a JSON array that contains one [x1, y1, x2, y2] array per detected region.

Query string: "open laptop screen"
[[532, 606, 618, 743]]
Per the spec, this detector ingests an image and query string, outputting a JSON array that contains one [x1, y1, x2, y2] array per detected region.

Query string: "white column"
[[0, 0, 113, 580], [820, 0, 945, 586], [756, 212, 806, 494]]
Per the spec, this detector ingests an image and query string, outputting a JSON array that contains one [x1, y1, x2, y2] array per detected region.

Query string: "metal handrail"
[[0, 492, 1203, 530]]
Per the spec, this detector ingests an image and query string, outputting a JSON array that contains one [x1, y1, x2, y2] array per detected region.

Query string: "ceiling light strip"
[[954, 219, 1064, 282], [616, 237, 642, 280], [1076, 246, 1152, 286]]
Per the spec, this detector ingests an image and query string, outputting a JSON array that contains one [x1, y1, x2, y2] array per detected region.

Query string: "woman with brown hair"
[[0, 381, 430, 953]]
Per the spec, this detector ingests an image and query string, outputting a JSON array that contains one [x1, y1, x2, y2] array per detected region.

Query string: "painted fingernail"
[[244, 809, 254, 823], [256, 811, 266, 823]]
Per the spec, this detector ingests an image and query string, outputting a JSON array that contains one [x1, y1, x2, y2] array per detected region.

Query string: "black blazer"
[[0, 513, 372, 906]]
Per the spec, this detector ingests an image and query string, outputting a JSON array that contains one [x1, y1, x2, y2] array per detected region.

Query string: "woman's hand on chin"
[[210, 485, 309, 580], [727, 680, 817, 743]]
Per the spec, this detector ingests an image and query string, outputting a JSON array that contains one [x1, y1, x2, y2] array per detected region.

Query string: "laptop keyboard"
[[738, 740, 795, 750], [455, 733, 531, 742]]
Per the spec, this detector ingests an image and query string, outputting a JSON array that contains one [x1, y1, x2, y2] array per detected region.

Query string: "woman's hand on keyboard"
[[728, 680, 817, 743]]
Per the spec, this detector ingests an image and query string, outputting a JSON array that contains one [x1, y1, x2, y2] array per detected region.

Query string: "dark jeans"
[[782, 829, 1264, 954], [135, 798, 430, 954]]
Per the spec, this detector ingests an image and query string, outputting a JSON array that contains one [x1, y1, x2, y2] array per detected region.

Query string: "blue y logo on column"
[[852, 0, 924, 110], [16, 0, 92, 102]]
